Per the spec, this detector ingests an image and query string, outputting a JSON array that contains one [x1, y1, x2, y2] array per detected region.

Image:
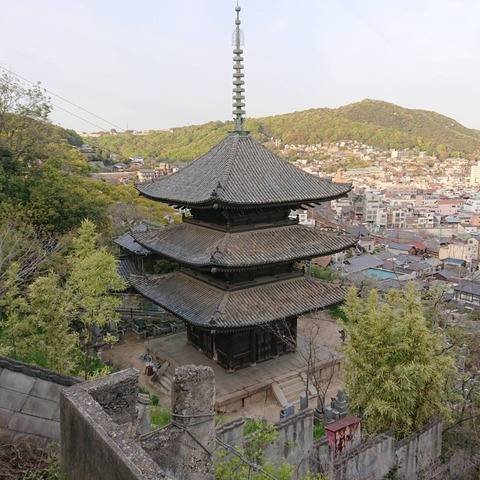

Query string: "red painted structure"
[[325, 416, 361, 457]]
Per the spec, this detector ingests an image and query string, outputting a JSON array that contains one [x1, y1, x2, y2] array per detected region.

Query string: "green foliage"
[[327, 304, 348, 323], [309, 264, 339, 281], [216, 421, 293, 480], [313, 423, 325, 439], [0, 220, 126, 378], [151, 395, 159, 406], [215, 413, 228, 426], [150, 405, 171, 429], [154, 259, 180, 274], [243, 418, 265, 436], [66, 220, 126, 379], [341, 284, 455, 439]]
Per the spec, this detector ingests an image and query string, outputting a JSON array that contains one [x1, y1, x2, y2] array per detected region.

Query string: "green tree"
[[0, 263, 29, 358], [27, 272, 78, 374], [341, 284, 455, 439], [65, 220, 126, 379], [0, 71, 51, 163], [0, 220, 125, 378]]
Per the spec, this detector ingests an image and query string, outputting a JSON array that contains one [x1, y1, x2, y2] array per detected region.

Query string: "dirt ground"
[[102, 312, 345, 422]]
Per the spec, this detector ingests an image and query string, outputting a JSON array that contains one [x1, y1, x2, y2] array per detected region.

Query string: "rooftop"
[[133, 224, 357, 270], [130, 272, 346, 329], [136, 133, 351, 209]]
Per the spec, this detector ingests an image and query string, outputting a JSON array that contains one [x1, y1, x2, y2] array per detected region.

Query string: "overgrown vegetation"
[[216, 420, 328, 480], [0, 441, 65, 480], [150, 405, 172, 429]]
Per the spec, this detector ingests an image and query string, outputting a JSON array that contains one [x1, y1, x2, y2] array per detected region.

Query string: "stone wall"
[[0, 356, 80, 446]]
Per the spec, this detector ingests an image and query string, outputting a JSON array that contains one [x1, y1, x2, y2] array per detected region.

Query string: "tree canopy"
[[86, 99, 480, 162], [0, 220, 126, 377], [341, 284, 455, 439]]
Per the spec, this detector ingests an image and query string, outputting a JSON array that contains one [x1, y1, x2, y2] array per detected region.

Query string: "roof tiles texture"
[[130, 272, 346, 329], [136, 133, 351, 208], [133, 224, 357, 268]]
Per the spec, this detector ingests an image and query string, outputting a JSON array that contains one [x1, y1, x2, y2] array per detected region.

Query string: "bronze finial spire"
[[232, 3, 246, 132]]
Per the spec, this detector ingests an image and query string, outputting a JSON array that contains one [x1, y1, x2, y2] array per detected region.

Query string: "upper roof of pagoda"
[[136, 132, 352, 209]]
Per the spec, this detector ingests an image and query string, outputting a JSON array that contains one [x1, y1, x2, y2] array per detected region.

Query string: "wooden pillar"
[[212, 331, 218, 362], [250, 329, 257, 366]]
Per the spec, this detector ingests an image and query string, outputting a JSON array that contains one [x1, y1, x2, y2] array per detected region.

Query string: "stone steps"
[[274, 373, 308, 406], [157, 372, 172, 396], [151, 361, 172, 396]]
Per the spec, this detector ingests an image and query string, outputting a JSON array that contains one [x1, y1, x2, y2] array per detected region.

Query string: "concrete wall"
[[396, 417, 443, 480], [61, 365, 216, 480], [333, 431, 395, 480], [216, 409, 315, 476], [311, 417, 444, 480], [61, 369, 170, 480], [265, 408, 314, 477], [216, 417, 244, 450], [0, 356, 80, 446]]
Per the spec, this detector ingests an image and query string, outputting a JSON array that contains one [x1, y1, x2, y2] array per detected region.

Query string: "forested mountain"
[[88, 99, 480, 162]]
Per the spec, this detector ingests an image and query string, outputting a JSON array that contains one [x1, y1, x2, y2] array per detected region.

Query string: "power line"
[[0, 65, 125, 132], [52, 104, 110, 132]]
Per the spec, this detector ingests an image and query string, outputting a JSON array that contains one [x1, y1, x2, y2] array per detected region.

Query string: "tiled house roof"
[[133, 224, 357, 269], [136, 133, 351, 208], [130, 272, 346, 329]]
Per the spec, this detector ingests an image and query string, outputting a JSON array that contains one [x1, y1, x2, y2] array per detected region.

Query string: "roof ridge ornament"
[[232, 3, 246, 133]]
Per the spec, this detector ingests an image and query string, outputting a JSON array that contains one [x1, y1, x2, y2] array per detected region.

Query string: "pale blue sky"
[[2, 0, 480, 132]]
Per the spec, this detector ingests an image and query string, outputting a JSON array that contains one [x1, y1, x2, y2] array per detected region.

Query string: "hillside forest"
[[87, 99, 480, 163]]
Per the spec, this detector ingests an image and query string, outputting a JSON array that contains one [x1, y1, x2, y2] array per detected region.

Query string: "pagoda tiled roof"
[[114, 231, 151, 256], [130, 272, 347, 329], [133, 223, 357, 269], [136, 133, 351, 208]]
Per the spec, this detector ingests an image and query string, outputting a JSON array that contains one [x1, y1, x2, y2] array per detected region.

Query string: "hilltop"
[[86, 99, 480, 161]]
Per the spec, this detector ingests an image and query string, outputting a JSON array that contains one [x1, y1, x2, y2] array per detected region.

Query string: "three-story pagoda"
[[131, 4, 356, 370]]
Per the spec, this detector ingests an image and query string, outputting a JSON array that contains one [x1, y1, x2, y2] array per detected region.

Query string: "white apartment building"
[[470, 161, 480, 185], [363, 192, 381, 224]]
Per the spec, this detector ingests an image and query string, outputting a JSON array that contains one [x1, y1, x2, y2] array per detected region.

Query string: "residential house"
[[137, 169, 156, 183], [453, 280, 480, 305], [435, 199, 463, 216], [343, 254, 383, 274], [439, 242, 474, 270], [130, 156, 145, 166]]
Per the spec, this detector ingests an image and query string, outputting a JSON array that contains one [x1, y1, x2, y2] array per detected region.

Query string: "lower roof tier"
[[130, 272, 347, 330], [133, 223, 357, 270]]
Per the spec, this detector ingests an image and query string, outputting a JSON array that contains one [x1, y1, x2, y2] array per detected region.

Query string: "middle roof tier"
[[133, 222, 357, 270]]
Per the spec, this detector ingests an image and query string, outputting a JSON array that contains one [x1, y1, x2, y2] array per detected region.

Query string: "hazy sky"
[[2, 0, 480, 132]]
